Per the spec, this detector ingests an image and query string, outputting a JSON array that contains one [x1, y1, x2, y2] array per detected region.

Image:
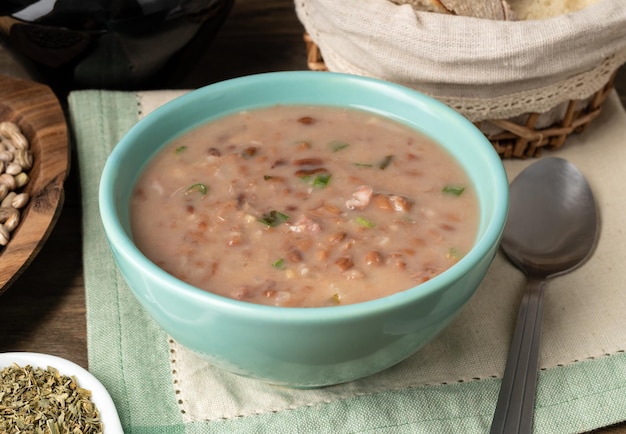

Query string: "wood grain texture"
[[0, 74, 69, 293]]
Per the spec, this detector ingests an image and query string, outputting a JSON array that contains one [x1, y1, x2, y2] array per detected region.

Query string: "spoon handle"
[[490, 278, 546, 434]]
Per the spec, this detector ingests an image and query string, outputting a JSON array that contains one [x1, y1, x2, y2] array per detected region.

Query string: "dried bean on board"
[[0, 122, 32, 250]]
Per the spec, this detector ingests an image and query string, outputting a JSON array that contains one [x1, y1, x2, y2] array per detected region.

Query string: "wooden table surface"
[[1, 1, 625, 432]]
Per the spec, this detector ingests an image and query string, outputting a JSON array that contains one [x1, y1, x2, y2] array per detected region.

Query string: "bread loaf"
[[508, 0, 601, 20], [439, 0, 515, 20], [392, 0, 601, 20], [390, 0, 449, 13], [391, 0, 514, 19]]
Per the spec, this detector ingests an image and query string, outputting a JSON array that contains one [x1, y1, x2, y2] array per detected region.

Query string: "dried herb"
[[0, 363, 103, 433]]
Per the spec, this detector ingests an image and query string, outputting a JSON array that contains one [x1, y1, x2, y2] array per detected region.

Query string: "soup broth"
[[130, 105, 479, 307]]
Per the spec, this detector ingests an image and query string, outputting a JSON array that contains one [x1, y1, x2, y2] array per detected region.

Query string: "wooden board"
[[0, 74, 69, 293]]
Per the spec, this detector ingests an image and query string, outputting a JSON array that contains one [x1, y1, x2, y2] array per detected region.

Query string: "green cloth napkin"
[[68, 89, 626, 434]]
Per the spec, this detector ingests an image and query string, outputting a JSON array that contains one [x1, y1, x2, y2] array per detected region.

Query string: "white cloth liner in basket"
[[295, 0, 626, 122]]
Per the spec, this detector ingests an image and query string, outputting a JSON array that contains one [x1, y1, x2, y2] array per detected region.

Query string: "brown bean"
[[372, 194, 393, 211], [395, 260, 407, 271], [335, 256, 353, 271], [295, 167, 329, 178], [298, 238, 314, 252], [317, 249, 329, 262], [263, 175, 287, 183], [227, 232, 242, 246], [389, 195, 413, 212], [297, 116, 315, 125], [293, 158, 323, 166], [241, 146, 258, 158], [271, 158, 288, 168], [365, 250, 383, 266], [296, 141, 312, 150], [328, 231, 347, 243], [287, 249, 303, 263], [322, 204, 341, 215]]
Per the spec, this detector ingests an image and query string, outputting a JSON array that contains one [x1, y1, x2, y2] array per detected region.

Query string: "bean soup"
[[130, 105, 479, 307]]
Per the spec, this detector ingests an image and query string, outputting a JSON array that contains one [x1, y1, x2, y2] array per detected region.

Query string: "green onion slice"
[[356, 216, 376, 228], [354, 155, 394, 169], [312, 174, 331, 188], [272, 258, 286, 269], [328, 140, 349, 152], [442, 185, 466, 196], [175, 145, 187, 154], [447, 247, 461, 260], [185, 183, 208, 196], [258, 210, 290, 227]]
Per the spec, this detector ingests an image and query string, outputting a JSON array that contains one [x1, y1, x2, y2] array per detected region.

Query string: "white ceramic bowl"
[[0, 352, 123, 433]]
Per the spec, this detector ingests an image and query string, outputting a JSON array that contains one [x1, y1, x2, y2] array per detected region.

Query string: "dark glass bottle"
[[0, 0, 234, 90]]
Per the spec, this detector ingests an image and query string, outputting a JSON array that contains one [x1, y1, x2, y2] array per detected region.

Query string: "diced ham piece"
[[289, 215, 321, 233], [346, 185, 373, 210]]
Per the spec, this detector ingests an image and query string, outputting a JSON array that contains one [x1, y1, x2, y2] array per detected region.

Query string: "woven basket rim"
[[303, 33, 616, 158]]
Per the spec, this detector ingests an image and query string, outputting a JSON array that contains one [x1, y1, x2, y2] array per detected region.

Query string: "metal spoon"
[[490, 157, 599, 434]]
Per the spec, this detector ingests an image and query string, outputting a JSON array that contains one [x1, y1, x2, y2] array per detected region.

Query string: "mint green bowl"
[[99, 71, 508, 388]]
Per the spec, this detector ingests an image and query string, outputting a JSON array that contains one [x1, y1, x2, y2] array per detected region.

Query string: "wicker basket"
[[304, 33, 617, 159]]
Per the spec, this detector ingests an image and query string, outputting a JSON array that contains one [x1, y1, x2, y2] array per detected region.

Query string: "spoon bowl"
[[491, 157, 599, 433], [501, 157, 598, 277]]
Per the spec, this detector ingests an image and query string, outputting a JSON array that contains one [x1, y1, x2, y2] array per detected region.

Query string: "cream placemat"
[[70, 88, 626, 433]]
